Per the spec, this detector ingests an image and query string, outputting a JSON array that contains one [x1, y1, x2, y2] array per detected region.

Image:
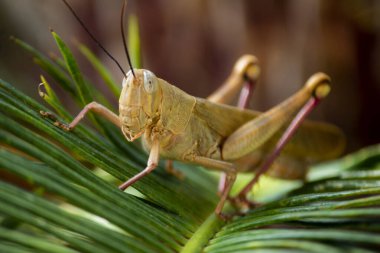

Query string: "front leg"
[[43, 101, 162, 191], [41, 101, 121, 130], [119, 137, 160, 190]]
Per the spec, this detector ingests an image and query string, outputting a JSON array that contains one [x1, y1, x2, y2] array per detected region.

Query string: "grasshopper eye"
[[143, 70, 157, 93]]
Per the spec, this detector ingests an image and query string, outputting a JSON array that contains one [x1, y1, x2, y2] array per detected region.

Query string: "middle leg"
[[191, 156, 237, 219], [165, 55, 261, 182]]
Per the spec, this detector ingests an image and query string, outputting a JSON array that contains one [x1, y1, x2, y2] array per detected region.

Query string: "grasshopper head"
[[119, 69, 162, 141]]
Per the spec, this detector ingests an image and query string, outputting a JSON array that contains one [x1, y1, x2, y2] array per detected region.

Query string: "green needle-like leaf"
[[78, 44, 121, 98], [1, 27, 380, 253]]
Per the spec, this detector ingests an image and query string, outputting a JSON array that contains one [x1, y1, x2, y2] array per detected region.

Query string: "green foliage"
[[1, 20, 380, 253]]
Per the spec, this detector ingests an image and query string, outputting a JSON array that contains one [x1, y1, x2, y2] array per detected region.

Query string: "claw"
[[217, 212, 233, 221], [40, 111, 71, 131], [217, 209, 246, 221], [40, 110, 56, 120], [53, 121, 71, 131], [229, 194, 259, 211]]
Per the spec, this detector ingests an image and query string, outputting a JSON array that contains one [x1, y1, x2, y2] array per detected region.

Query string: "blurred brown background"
[[0, 0, 379, 153]]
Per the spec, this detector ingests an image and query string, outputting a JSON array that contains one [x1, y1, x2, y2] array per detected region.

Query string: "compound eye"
[[143, 70, 157, 93]]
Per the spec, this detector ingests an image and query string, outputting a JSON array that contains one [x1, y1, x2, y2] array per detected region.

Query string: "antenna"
[[61, 0, 127, 77], [121, 0, 135, 77]]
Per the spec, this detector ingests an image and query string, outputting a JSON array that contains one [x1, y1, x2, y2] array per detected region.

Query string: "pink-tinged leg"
[[119, 138, 160, 190], [218, 78, 256, 196], [206, 55, 260, 211], [237, 79, 256, 109], [191, 156, 237, 219], [236, 95, 323, 205], [215, 172, 237, 220], [207, 55, 259, 105], [41, 101, 121, 130], [218, 173, 227, 196]]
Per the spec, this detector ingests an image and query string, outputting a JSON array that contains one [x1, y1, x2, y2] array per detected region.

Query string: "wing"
[[193, 97, 259, 138], [193, 97, 345, 162]]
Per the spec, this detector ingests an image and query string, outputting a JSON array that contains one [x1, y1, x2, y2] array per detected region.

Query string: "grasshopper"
[[48, 0, 345, 218]]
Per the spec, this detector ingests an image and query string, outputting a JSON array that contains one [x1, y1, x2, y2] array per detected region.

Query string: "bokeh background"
[[0, 0, 379, 153]]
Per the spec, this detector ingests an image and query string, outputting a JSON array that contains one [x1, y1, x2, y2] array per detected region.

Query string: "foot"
[[165, 160, 185, 180], [217, 210, 246, 221], [230, 194, 259, 210], [40, 111, 71, 131], [217, 212, 234, 221]]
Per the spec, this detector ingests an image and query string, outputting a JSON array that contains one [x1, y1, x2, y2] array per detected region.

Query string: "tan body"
[[126, 73, 344, 178], [51, 55, 345, 217]]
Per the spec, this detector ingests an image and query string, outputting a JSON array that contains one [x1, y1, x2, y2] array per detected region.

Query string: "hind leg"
[[223, 74, 331, 207], [207, 55, 261, 195], [165, 55, 260, 182], [207, 54, 260, 105]]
